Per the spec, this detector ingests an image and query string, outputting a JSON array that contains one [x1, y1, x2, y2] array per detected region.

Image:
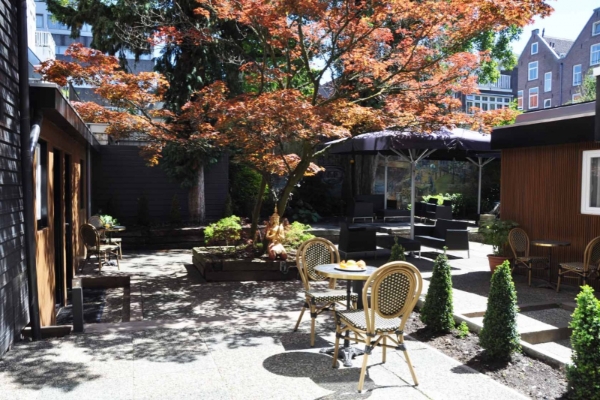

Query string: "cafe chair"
[[80, 224, 120, 272], [556, 236, 600, 292], [293, 237, 358, 347], [332, 261, 423, 393], [508, 228, 549, 286], [88, 215, 122, 259]]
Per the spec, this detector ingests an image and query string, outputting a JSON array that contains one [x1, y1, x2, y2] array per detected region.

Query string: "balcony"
[[34, 31, 56, 62], [477, 74, 512, 92]]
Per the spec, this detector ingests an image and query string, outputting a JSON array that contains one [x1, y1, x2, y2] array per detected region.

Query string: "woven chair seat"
[[559, 262, 597, 272], [336, 309, 401, 333], [305, 289, 358, 303]]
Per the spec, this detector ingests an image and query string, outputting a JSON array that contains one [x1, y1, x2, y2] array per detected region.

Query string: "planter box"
[[192, 246, 298, 282]]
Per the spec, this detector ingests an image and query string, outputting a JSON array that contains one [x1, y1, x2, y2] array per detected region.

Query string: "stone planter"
[[192, 246, 297, 282]]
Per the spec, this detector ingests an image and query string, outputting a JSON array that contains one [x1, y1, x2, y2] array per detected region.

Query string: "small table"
[[314, 263, 377, 367], [105, 225, 126, 244], [531, 240, 570, 288]]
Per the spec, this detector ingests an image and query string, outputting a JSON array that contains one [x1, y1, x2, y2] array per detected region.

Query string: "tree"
[[420, 251, 455, 333], [573, 71, 597, 103]]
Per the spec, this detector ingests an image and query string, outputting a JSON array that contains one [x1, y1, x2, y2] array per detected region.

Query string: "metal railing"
[[478, 74, 511, 91], [34, 31, 56, 61]]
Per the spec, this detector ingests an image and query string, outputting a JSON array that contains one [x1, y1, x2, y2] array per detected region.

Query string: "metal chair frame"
[[557, 236, 600, 292], [508, 228, 549, 286], [88, 215, 122, 259], [80, 223, 120, 272]]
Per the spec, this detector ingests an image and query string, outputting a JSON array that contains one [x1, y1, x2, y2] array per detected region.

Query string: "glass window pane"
[[36, 14, 43, 28], [590, 157, 600, 208]]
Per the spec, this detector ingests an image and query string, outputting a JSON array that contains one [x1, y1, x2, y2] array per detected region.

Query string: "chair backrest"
[[351, 201, 374, 218], [584, 236, 600, 272], [362, 261, 423, 334], [433, 219, 467, 238], [355, 194, 384, 212], [508, 228, 529, 258], [298, 238, 339, 286], [80, 223, 100, 249], [88, 215, 103, 229]]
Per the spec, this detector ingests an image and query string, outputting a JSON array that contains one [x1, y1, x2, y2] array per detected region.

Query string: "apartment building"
[[457, 69, 516, 114], [516, 7, 600, 111]]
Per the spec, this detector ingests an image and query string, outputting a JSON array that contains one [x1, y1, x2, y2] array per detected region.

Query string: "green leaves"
[[566, 285, 600, 399], [479, 260, 520, 361], [480, 220, 518, 256], [388, 236, 406, 263], [420, 250, 455, 333], [204, 215, 242, 246]]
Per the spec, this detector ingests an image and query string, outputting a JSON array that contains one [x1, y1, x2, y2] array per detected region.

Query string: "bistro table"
[[531, 240, 570, 288], [314, 263, 377, 367], [104, 225, 126, 264]]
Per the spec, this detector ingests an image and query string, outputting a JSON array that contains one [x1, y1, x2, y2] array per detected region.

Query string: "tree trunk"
[[250, 173, 268, 241], [189, 164, 206, 223], [276, 150, 313, 217]]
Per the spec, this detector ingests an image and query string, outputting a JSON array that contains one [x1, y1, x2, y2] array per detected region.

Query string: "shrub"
[[566, 285, 600, 399], [204, 215, 242, 246], [388, 236, 406, 262], [480, 219, 518, 256], [420, 250, 455, 332], [282, 221, 314, 250], [479, 260, 520, 360], [137, 194, 150, 226], [170, 194, 182, 224], [456, 321, 469, 339]]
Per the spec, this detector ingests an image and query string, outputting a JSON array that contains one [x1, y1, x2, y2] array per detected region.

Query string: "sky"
[[511, 0, 600, 55]]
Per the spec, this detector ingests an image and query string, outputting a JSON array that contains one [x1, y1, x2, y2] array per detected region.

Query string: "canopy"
[[327, 128, 496, 239]]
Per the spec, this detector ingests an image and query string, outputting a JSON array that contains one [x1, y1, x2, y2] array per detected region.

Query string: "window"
[[529, 87, 539, 109], [35, 14, 43, 28], [543, 99, 551, 109], [581, 150, 600, 215], [47, 14, 68, 30], [573, 93, 582, 102], [531, 42, 538, 55], [591, 44, 600, 66], [464, 94, 511, 114], [528, 61, 538, 81], [517, 90, 523, 110], [593, 21, 600, 36], [573, 64, 582, 86], [544, 72, 552, 92], [35, 141, 48, 229]]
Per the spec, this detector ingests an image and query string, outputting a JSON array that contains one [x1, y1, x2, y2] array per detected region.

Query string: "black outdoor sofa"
[[414, 218, 469, 258], [354, 194, 410, 221], [414, 200, 453, 222]]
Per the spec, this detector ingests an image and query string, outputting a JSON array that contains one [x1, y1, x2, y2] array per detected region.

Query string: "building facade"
[[516, 7, 600, 111], [457, 69, 516, 114]]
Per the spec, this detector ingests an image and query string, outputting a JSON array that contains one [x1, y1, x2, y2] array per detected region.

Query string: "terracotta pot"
[[487, 255, 509, 274]]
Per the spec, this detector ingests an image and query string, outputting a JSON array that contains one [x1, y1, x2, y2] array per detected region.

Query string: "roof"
[[541, 36, 574, 58], [491, 101, 597, 149]]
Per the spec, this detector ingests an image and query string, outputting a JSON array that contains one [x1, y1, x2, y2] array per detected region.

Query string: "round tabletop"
[[315, 264, 378, 281], [531, 240, 570, 247], [105, 225, 126, 232]]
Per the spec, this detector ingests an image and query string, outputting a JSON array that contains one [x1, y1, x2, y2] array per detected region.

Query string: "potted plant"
[[100, 214, 118, 229], [480, 219, 518, 273]]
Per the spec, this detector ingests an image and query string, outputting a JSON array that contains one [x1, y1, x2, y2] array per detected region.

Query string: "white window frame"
[[591, 44, 600, 66], [531, 42, 538, 55], [581, 150, 600, 215], [544, 72, 552, 92], [543, 99, 551, 108], [573, 64, 582, 86], [593, 21, 600, 37], [572, 93, 582, 102], [528, 87, 539, 109], [517, 90, 523, 110], [528, 61, 538, 81]]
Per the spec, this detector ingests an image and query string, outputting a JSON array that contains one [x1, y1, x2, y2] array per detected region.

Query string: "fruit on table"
[[357, 260, 366, 268], [347, 260, 357, 266]]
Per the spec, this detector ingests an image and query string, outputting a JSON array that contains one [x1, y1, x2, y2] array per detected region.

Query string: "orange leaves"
[[470, 107, 521, 133]]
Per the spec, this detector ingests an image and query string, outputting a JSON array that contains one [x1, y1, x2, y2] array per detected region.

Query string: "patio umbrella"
[[327, 128, 494, 238]]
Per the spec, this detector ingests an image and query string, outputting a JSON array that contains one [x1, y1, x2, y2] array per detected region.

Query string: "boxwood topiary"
[[420, 250, 454, 333], [388, 236, 406, 262], [479, 260, 520, 360], [566, 285, 600, 399]]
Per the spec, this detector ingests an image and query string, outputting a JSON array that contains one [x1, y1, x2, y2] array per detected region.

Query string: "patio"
[[0, 241, 578, 399]]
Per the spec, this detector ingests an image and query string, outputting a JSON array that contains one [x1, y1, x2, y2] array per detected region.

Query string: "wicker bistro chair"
[[508, 228, 550, 286], [556, 236, 600, 292], [332, 261, 423, 393], [88, 216, 122, 259], [80, 224, 120, 272], [293, 238, 358, 347]]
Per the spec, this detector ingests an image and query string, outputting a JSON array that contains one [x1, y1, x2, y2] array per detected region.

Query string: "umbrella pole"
[[477, 157, 482, 215], [410, 158, 415, 239], [384, 157, 388, 210]]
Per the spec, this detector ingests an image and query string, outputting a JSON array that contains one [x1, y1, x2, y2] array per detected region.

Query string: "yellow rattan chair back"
[[80, 223, 100, 250], [508, 228, 530, 259], [362, 261, 423, 334], [584, 236, 600, 273], [298, 238, 339, 286]]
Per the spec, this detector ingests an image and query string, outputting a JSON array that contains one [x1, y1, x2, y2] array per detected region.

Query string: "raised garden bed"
[[192, 246, 298, 282]]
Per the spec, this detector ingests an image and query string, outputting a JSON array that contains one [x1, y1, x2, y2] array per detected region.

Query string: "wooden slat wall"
[[501, 141, 600, 290]]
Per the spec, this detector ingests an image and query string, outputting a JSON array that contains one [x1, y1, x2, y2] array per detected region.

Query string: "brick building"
[[516, 7, 600, 111]]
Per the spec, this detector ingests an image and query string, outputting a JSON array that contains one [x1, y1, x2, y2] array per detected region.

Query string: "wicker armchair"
[[293, 238, 358, 347], [508, 228, 549, 286], [88, 216, 122, 259], [80, 223, 120, 272], [556, 236, 600, 292], [332, 261, 423, 392]]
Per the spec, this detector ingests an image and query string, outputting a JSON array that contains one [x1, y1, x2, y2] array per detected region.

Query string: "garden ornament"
[[266, 208, 287, 260]]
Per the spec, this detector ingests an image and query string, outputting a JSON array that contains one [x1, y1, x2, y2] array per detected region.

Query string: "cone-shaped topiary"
[[479, 260, 520, 360], [566, 285, 600, 399], [420, 250, 454, 332], [388, 236, 406, 262]]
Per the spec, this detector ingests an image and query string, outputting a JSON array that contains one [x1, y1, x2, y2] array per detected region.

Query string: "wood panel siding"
[[501, 141, 600, 289], [0, 0, 28, 357]]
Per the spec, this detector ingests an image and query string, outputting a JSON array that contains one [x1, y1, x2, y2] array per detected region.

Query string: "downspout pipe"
[[559, 62, 564, 106], [17, 0, 41, 341]]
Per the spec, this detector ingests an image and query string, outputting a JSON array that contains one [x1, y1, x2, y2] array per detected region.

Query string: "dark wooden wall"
[[92, 146, 228, 224], [0, 0, 29, 357], [501, 141, 600, 289]]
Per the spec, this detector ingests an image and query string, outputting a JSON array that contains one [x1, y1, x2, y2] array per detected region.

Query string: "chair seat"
[[305, 289, 358, 303], [559, 262, 597, 272], [515, 256, 548, 266], [93, 244, 120, 252], [101, 238, 122, 244], [336, 309, 401, 333]]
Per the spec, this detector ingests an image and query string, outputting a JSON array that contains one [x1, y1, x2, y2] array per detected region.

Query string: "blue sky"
[[512, 0, 599, 55]]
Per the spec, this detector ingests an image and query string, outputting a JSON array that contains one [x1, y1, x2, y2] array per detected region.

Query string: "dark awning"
[[492, 101, 596, 149]]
